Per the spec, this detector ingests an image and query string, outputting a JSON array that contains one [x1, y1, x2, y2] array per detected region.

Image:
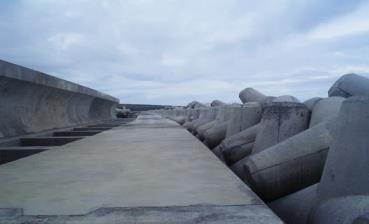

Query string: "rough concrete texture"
[[214, 124, 259, 165], [226, 102, 262, 138], [309, 96, 345, 127], [203, 106, 241, 148], [303, 97, 322, 111], [191, 108, 218, 134], [196, 106, 229, 140], [311, 195, 369, 224], [270, 96, 369, 224], [196, 120, 218, 140], [167, 109, 186, 125], [272, 95, 300, 103], [252, 102, 310, 154], [0, 60, 118, 139], [354, 213, 369, 224], [210, 99, 226, 107], [239, 88, 266, 103], [182, 109, 200, 128], [0, 115, 282, 224], [186, 100, 206, 109], [186, 108, 209, 131], [269, 184, 319, 224], [244, 120, 333, 201], [328, 73, 369, 97], [318, 97, 369, 200], [0, 205, 283, 224], [0, 147, 48, 165], [203, 121, 229, 148]]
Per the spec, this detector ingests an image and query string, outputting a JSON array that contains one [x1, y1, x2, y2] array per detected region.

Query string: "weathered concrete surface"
[[214, 124, 259, 165], [186, 100, 206, 109], [182, 109, 200, 128], [269, 97, 369, 224], [309, 96, 344, 127], [252, 102, 310, 154], [191, 108, 218, 134], [0, 115, 282, 223], [354, 213, 369, 224], [0, 60, 118, 139], [226, 102, 262, 138], [210, 99, 226, 107], [272, 95, 300, 103], [53, 131, 101, 136], [303, 97, 322, 111], [20, 136, 83, 146], [203, 106, 241, 148], [269, 184, 319, 224], [328, 73, 369, 97], [318, 97, 369, 201], [196, 106, 229, 140], [0, 146, 49, 165], [244, 121, 333, 201], [239, 88, 267, 103]]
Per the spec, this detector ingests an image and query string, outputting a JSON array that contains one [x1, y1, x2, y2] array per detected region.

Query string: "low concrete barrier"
[[0, 60, 119, 138]]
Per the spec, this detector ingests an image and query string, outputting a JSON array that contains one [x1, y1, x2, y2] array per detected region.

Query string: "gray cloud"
[[1, 0, 369, 105]]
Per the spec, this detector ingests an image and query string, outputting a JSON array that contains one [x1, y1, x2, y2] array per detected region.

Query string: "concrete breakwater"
[[1, 59, 368, 223], [0, 59, 118, 139], [156, 73, 369, 224], [0, 60, 283, 223]]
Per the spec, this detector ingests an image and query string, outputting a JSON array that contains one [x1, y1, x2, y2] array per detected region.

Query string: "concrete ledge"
[[73, 127, 112, 131], [53, 131, 101, 137], [0, 147, 48, 165], [20, 137, 83, 146]]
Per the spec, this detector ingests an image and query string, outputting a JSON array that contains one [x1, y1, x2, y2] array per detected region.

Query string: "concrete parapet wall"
[[0, 60, 119, 138]]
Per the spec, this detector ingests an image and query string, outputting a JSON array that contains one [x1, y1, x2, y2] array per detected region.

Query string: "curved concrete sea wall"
[[0, 60, 119, 138]]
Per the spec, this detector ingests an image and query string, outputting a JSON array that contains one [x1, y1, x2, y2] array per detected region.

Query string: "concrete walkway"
[[0, 115, 282, 223]]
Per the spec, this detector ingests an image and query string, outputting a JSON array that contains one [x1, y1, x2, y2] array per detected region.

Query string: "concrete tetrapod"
[[272, 95, 300, 103], [243, 120, 334, 202], [226, 102, 262, 138], [328, 73, 369, 97], [186, 108, 209, 132], [311, 96, 369, 224], [212, 102, 262, 164], [182, 109, 201, 128], [239, 88, 267, 104], [210, 100, 226, 107], [191, 108, 218, 135], [171, 109, 187, 125], [269, 184, 319, 224], [186, 100, 206, 109], [353, 213, 369, 224], [309, 96, 345, 127], [203, 105, 241, 149], [252, 102, 310, 154], [270, 97, 369, 224], [213, 124, 259, 165], [196, 106, 229, 141], [303, 97, 322, 111]]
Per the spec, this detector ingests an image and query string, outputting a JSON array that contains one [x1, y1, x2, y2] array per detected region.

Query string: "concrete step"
[[87, 124, 120, 128], [20, 137, 83, 146], [73, 127, 111, 131], [53, 131, 101, 137], [0, 147, 49, 165]]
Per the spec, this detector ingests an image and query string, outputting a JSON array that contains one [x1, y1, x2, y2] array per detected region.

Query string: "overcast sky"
[[1, 0, 369, 105]]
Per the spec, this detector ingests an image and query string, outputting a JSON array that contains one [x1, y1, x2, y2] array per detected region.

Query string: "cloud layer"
[[1, 0, 369, 105]]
